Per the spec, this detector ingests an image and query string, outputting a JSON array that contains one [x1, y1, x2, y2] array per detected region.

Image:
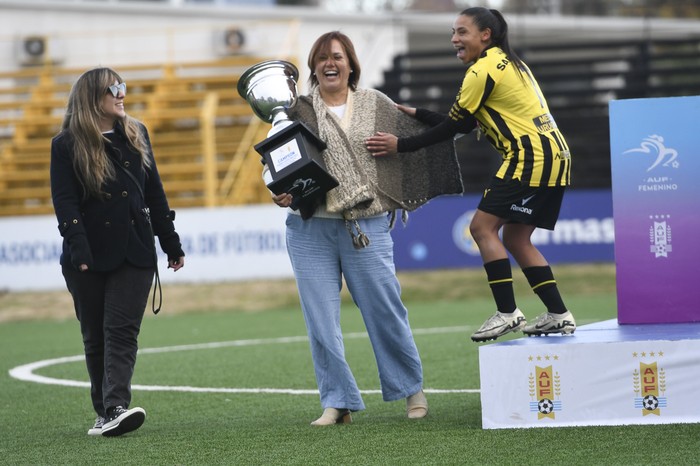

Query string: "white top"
[[328, 104, 346, 119]]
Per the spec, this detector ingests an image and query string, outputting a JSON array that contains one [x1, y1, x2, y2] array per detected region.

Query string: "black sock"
[[522, 265, 567, 314], [484, 259, 517, 313]]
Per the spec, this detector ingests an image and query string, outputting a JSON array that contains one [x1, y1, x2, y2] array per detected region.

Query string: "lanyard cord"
[[114, 163, 163, 314], [141, 207, 163, 314]]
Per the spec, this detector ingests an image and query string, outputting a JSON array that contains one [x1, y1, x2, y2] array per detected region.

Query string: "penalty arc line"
[[7, 325, 481, 395]]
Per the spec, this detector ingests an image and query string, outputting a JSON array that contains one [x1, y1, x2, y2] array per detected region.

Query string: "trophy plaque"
[[237, 60, 338, 210]]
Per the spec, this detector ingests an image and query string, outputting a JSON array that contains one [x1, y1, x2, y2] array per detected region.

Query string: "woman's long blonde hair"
[[61, 67, 151, 199]]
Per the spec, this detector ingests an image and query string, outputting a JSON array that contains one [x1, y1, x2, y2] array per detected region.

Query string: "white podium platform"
[[478, 319, 700, 429]]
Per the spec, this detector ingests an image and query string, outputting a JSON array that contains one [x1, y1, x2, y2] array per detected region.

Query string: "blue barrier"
[[391, 189, 614, 270]]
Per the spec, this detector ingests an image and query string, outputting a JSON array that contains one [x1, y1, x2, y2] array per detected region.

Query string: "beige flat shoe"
[[310, 408, 352, 426], [406, 390, 428, 419]]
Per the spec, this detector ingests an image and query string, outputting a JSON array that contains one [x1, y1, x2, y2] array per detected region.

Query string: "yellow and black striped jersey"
[[450, 46, 571, 187]]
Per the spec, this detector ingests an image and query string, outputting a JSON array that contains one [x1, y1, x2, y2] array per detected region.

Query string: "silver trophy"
[[237, 60, 299, 131], [237, 60, 338, 210]]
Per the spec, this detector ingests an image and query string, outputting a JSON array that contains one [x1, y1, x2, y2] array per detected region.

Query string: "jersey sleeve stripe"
[[551, 130, 566, 153], [539, 133, 553, 187], [478, 74, 496, 111], [520, 134, 535, 185], [554, 159, 567, 186]]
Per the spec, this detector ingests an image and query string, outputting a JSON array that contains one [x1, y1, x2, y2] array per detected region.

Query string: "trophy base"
[[255, 121, 338, 210], [266, 159, 339, 210]]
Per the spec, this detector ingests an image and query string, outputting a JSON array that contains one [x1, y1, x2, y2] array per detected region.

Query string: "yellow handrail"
[[219, 116, 264, 201], [200, 92, 219, 207]]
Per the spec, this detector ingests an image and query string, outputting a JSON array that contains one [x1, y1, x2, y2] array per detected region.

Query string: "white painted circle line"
[[8, 325, 480, 394]]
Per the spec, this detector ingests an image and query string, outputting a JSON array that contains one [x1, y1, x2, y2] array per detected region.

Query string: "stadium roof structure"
[[2, 0, 700, 43]]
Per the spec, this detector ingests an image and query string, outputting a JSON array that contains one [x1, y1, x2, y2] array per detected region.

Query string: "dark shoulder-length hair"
[[307, 31, 361, 91], [460, 7, 526, 78]]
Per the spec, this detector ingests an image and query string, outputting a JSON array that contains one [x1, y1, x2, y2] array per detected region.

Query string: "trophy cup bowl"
[[237, 60, 299, 128], [237, 60, 339, 210]]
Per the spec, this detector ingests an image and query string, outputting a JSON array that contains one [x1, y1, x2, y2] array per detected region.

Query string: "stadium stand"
[[377, 36, 700, 192], [0, 57, 280, 216], [2, 29, 700, 216]]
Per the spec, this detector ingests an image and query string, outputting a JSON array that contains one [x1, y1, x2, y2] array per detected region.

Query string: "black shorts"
[[477, 177, 566, 230]]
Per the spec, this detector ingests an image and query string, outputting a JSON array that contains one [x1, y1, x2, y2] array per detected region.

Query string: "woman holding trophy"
[[253, 31, 469, 426]]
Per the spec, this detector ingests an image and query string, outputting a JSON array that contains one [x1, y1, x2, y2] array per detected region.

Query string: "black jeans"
[[62, 262, 154, 416]]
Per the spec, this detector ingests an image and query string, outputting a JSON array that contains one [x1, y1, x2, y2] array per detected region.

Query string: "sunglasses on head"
[[106, 82, 127, 97]]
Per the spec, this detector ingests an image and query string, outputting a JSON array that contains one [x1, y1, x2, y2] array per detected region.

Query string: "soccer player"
[[365, 7, 576, 342]]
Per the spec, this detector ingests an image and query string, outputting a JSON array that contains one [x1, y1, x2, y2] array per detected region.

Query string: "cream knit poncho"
[[289, 87, 463, 245]]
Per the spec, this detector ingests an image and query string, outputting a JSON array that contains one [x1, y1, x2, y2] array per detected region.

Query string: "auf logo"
[[623, 135, 679, 172]]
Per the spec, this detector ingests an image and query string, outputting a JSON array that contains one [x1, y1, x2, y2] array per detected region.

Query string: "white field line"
[[8, 325, 480, 395]]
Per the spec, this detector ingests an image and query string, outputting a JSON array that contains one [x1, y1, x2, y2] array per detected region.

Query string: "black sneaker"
[[101, 406, 146, 437], [87, 416, 105, 436]]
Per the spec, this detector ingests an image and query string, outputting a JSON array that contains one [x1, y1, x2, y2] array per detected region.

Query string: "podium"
[[478, 96, 700, 429], [479, 320, 700, 428]]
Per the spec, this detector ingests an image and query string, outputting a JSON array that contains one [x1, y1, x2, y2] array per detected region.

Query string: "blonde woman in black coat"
[[50, 67, 185, 437]]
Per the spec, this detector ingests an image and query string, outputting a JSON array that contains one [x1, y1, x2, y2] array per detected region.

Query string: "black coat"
[[50, 123, 184, 272]]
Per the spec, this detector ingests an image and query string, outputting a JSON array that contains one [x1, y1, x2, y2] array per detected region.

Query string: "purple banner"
[[391, 189, 614, 270], [609, 96, 700, 324]]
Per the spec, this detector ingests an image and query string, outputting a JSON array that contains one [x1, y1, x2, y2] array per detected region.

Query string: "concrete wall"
[[0, 0, 408, 90], [2, 1, 700, 89]]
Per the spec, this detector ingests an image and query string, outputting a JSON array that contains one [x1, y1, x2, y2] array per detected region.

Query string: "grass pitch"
[[1, 263, 699, 465]]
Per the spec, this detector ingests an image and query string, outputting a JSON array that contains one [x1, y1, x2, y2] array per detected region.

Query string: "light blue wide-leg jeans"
[[285, 213, 424, 412]]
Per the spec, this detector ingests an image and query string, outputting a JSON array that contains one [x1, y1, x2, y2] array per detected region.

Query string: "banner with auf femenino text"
[[609, 96, 700, 324]]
